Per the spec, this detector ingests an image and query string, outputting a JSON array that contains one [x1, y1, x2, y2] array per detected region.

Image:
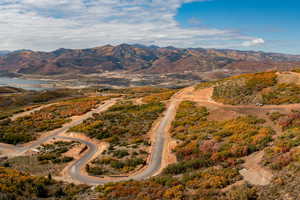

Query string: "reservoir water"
[[0, 77, 52, 91]]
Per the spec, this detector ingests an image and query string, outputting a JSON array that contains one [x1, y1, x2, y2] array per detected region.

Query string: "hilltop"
[[197, 70, 300, 105]]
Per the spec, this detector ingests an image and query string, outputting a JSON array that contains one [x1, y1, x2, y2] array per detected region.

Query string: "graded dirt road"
[[10, 103, 57, 121], [60, 97, 181, 185], [178, 86, 300, 186], [2, 86, 294, 186], [240, 151, 273, 186], [0, 94, 182, 185], [0, 100, 116, 157]]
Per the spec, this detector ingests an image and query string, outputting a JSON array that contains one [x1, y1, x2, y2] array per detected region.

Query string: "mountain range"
[[0, 51, 11, 56], [1, 44, 300, 77]]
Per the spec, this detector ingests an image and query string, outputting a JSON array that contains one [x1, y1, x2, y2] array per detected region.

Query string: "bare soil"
[[240, 151, 273, 186]]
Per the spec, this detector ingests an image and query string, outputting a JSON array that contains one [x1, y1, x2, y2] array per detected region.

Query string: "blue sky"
[[176, 0, 300, 54], [0, 0, 298, 54]]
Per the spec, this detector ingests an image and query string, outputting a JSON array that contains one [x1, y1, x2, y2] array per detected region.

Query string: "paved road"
[[0, 100, 116, 157], [60, 99, 179, 185]]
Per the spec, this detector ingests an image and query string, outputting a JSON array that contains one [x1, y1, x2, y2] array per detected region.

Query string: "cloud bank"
[[0, 0, 264, 51], [242, 38, 265, 47]]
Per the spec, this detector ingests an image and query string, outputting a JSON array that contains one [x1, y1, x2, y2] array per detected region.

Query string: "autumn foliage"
[[0, 96, 109, 144], [212, 72, 278, 105]]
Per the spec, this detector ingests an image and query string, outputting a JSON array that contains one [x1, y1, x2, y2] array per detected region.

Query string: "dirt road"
[[2, 86, 293, 186], [0, 100, 116, 157], [59, 97, 181, 185], [178, 86, 300, 186], [10, 103, 57, 121]]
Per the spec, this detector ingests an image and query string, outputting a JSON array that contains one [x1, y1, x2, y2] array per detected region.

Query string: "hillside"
[[1, 44, 300, 77], [2, 78, 300, 199], [201, 71, 300, 105], [0, 86, 24, 94]]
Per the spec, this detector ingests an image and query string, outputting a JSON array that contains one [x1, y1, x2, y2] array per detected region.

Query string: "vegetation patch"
[[267, 111, 286, 122], [95, 166, 242, 200], [93, 100, 278, 199], [0, 89, 86, 120], [206, 71, 300, 105], [0, 96, 109, 144], [212, 72, 278, 105], [105, 86, 176, 99], [262, 83, 300, 105], [156, 100, 273, 198], [223, 161, 300, 200], [36, 141, 79, 164], [86, 141, 150, 176], [71, 101, 165, 175], [0, 167, 90, 199], [142, 90, 177, 103], [195, 81, 219, 90], [1, 141, 79, 176], [263, 111, 300, 170], [170, 101, 273, 167], [0, 86, 24, 94]]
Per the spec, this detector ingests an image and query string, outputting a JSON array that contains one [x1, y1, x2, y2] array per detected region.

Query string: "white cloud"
[[0, 0, 265, 51], [242, 38, 265, 47]]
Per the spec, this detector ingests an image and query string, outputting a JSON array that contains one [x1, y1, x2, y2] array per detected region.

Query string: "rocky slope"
[[1, 44, 300, 76]]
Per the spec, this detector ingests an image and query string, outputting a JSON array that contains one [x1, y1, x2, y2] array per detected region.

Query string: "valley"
[[2, 44, 300, 90]]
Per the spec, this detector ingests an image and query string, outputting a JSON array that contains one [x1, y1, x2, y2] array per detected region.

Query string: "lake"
[[0, 77, 53, 91]]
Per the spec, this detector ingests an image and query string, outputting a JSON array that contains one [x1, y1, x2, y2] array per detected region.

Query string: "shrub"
[[111, 161, 125, 169], [113, 150, 129, 158], [0, 96, 108, 144], [212, 72, 277, 105]]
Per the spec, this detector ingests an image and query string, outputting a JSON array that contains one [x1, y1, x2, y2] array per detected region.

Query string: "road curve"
[[61, 99, 180, 185], [0, 97, 180, 185], [0, 94, 180, 185], [0, 100, 116, 157], [3, 86, 300, 186]]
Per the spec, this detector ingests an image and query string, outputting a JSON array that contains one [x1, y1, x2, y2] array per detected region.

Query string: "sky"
[[0, 0, 299, 54]]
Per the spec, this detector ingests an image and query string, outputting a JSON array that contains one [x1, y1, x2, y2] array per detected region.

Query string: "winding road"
[[3, 86, 294, 186], [2, 86, 296, 186], [0, 94, 181, 185], [0, 100, 116, 157], [58, 98, 180, 185]]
